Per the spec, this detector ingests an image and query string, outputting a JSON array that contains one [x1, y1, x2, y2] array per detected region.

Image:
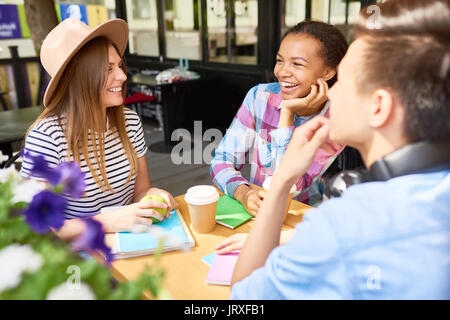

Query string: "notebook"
[[215, 195, 253, 229], [206, 252, 239, 286], [103, 207, 195, 259], [201, 252, 217, 266]]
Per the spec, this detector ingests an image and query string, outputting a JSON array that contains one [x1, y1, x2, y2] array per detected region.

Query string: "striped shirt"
[[210, 82, 344, 205], [20, 108, 147, 219]]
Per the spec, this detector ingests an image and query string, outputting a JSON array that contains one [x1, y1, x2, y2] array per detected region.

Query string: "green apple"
[[140, 194, 168, 223]]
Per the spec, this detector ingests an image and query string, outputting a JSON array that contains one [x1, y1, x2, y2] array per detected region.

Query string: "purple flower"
[[72, 218, 113, 265], [24, 151, 86, 198], [55, 162, 86, 199], [23, 151, 61, 185], [22, 190, 66, 234]]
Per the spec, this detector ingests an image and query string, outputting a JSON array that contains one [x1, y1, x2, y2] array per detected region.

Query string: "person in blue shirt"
[[228, 0, 450, 299]]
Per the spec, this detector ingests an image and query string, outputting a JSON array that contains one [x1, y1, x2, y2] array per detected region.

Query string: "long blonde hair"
[[27, 37, 137, 192]]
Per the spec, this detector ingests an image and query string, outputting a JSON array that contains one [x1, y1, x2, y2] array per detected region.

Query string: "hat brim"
[[43, 19, 129, 107]]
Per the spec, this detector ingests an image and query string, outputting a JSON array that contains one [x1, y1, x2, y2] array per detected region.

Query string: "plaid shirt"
[[210, 83, 344, 205]]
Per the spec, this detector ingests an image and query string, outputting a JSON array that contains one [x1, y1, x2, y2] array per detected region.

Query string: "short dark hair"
[[355, 0, 450, 142], [282, 20, 349, 87]]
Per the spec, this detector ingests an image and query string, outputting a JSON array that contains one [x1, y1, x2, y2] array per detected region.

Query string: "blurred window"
[[126, 0, 159, 57], [164, 0, 201, 61], [281, 0, 306, 36], [207, 0, 258, 65]]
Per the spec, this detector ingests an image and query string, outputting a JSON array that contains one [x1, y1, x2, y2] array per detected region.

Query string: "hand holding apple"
[[144, 187, 178, 213], [140, 194, 169, 223]]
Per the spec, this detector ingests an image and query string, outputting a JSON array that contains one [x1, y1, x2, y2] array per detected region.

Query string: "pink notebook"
[[206, 252, 239, 286]]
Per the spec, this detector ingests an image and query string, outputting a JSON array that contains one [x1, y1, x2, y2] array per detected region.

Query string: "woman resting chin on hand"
[[210, 21, 347, 214]]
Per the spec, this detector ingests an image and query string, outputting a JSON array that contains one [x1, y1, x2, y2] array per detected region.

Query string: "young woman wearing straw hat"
[[20, 18, 177, 240]]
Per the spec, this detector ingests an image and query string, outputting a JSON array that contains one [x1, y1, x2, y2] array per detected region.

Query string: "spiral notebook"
[[102, 207, 195, 260]]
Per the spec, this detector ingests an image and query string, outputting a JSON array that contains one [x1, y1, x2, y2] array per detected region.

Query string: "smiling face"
[[102, 43, 127, 109], [274, 33, 335, 100]]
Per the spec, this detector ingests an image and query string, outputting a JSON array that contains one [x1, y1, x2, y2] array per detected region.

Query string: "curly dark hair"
[[282, 20, 348, 87]]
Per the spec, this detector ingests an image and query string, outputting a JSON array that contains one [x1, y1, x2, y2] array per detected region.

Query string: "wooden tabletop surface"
[[107, 187, 312, 300]]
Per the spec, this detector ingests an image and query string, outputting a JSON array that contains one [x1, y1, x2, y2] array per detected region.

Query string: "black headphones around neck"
[[325, 140, 450, 198]]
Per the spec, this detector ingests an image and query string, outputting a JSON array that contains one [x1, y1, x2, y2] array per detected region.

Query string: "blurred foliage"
[[0, 174, 166, 300]]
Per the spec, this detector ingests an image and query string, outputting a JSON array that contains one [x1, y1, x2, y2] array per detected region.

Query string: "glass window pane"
[[310, 0, 362, 25], [329, 0, 361, 25], [164, 0, 201, 60], [347, 1, 362, 24], [126, 0, 159, 57], [309, 0, 364, 41], [207, 0, 258, 65], [234, 0, 257, 65], [328, 0, 362, 41], [207, 0, 227, 62], [281, 0, 306, 36], [311, 0, 329, 22], [328, 0, 346, 25]]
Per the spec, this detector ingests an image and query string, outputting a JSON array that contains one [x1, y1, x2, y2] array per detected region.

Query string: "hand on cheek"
[[282, 78, 329, 117]]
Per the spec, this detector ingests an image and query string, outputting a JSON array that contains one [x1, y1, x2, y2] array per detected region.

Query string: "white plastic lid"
[[262, 176, 297, 193], [184, 185, 220, 205]]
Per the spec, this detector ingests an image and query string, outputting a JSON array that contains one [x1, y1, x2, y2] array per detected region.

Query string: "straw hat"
[[40, 18, 128, 107]]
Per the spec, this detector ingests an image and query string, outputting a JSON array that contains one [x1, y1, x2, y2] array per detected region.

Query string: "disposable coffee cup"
[[262, 176, 296, 222], [184, 185, 219, 233]]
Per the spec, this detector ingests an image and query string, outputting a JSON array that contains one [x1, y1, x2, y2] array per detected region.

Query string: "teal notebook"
[[215, 195, 253, 229], [112, 208, 195, 259], [201, 252, 217, 266]]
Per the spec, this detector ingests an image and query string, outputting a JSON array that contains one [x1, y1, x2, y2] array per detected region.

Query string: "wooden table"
[[0, 106, 44, 158], [107, 188, 312, 300]]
